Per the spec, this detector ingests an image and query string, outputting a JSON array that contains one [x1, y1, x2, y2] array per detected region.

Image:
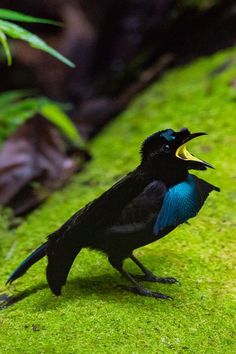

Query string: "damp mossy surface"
[[0, 48, 236, 353]]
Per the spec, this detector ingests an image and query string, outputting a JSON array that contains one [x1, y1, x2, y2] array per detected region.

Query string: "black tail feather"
[[6, 242, 47, 285], [46, 237, 82, 296]]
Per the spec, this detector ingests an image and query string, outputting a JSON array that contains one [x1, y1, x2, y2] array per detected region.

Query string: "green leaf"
[[0, 19, 75, 67], [0, 98, 38, 124], [0, 91, 82, 146], [0, 97, 39, 144], [0, 90, 33, 108], [0, 29, 11, 65], [40, 100, 83, 146], [0, 9, 62, 26]]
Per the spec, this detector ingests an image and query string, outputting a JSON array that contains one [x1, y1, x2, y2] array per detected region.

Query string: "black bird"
[[6, 128, 219, 299]]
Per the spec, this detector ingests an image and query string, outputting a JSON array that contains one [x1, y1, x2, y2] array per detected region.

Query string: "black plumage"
[[6, 128, 219, 299]]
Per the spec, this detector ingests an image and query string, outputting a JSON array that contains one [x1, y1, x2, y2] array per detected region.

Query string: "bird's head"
[[141, 128, 213, 175]]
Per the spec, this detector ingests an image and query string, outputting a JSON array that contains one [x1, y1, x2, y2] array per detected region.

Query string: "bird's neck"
[[139, 162, 188, 187]]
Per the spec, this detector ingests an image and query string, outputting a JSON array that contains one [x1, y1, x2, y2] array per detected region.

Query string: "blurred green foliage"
[[0, 91, 82, 146], [0, 8, 74, 67]]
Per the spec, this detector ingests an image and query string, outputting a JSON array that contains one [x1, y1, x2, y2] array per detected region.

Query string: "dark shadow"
[[37, 272, 182, 311], [0, 274, 124, 311], [0, 282, 48, 310], [0, 270, 182, 311]]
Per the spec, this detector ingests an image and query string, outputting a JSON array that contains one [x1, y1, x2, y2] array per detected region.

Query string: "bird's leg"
[[130, 255, 178, 284], [108, 256, 172, 300]]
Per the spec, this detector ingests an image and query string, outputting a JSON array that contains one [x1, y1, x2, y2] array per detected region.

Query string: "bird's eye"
[[162, 144, 171, 153]]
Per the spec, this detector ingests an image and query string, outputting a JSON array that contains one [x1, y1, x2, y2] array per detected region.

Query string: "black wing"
[[46, 169, 152, 295], [109, 180, 167, 234]]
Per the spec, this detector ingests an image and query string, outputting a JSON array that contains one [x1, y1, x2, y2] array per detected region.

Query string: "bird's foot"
[[124, 285, 173, 300], [130, 273, 179, 285]]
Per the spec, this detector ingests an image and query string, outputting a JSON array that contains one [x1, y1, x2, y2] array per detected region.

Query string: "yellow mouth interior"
[[175, 143, 203, 162]]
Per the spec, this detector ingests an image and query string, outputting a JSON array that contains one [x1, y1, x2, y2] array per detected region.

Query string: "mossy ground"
[[0, 48, 236, 353]]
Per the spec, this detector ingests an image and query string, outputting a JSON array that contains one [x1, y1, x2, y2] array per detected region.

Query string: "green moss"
[[0, 48, 236, 353]]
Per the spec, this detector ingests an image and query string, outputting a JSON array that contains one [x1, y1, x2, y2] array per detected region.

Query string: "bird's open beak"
[[175, 132, 214, 169]]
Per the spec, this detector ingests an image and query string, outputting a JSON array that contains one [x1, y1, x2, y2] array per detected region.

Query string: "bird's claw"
[[157, 277, 180, 286], [130, 273, 179, 285], [130, 286, 173, 300]]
